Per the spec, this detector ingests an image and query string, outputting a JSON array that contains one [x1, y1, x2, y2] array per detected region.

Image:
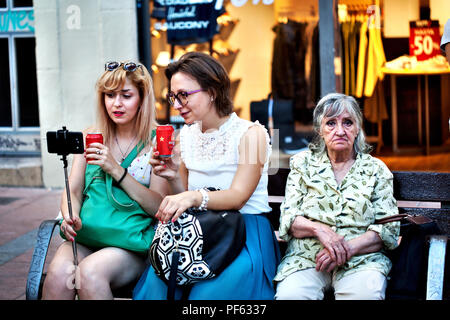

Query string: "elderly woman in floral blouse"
[[274, 93, 400, 300]]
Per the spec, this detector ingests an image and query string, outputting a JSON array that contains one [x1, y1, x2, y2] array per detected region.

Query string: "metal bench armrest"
[[426, 235, 448, 300], [25, 219, 60, 300]]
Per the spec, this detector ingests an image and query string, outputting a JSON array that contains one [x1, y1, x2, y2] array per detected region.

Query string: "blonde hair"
[[95, 61, 157, 148]]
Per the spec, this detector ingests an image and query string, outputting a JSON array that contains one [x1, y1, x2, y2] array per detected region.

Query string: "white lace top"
[[180, 112, 272, 214]]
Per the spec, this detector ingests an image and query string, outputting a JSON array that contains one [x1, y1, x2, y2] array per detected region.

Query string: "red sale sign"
[[409, 20, 441, 61]]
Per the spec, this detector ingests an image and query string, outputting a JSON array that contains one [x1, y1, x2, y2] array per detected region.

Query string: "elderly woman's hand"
[[314, 223, 351, 266], [315, 248, 338, 273], [290, 216, 351, 266]]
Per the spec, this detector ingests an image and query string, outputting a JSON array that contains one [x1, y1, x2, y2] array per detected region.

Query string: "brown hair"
[[165, 52, 233, 117], [95, 62, 157, 148]]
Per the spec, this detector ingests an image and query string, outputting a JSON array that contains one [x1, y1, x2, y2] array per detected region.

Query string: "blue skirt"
[[133, 214, 280, 300]]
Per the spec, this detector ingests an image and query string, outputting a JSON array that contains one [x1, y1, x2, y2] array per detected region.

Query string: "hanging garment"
[[363, 19, 388, 124], [305, 20, 320, 110], [271, 20, 310, 123], [292, 22, 308, 121], [349, 18, 361, 96], [305, 21, 320, 109], [341, 17, 362, 96], [363, 21, 386, 97], [304, 21, 316, 97], [341, 20, 351, 95], [374, 20, 386, 83], [310, 24, 321, 108], [363, 80, 388, 124], [355, 18, 368, 98], [272, 21, 297, 99]]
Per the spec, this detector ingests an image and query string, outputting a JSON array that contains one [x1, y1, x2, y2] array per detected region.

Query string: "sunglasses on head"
[[105, 61, 143, 73]]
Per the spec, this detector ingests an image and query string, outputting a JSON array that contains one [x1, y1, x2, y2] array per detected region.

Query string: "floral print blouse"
[[273, 150, 400, 283]]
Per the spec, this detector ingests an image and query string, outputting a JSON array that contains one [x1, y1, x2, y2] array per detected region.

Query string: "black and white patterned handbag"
[[149, 207, 246, 299]]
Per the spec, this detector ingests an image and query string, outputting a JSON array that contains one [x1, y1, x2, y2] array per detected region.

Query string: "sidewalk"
[[0, 186, 62, 300]]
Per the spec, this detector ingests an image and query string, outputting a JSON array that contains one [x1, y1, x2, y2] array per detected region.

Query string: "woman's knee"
[[77, 248, 143, 297], [334, 270, 387, 300], [76, 259, 115, 299], [274, 269, 328, 300], [275, 282, 324, 300], [78, 259, 106, 290], [42, 258, 78, 298]]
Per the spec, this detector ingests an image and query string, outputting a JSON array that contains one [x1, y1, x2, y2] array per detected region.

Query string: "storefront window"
[[0, 0, 38, 155], [15, 37, 39, 127], [12, 0, 33, 7], [0, 37, 12, 127]]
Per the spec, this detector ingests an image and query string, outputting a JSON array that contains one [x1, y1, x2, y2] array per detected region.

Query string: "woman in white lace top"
[[133, 52, 280, 300]]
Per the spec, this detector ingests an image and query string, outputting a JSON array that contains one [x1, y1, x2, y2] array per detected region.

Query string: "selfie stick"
[[61, 149, 79, 267]]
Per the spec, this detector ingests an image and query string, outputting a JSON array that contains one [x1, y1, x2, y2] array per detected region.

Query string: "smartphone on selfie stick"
[[46, 126, 84, 266]]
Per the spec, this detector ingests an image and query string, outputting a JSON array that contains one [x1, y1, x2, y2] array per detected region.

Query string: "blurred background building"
[[1, 0, 449, 188]]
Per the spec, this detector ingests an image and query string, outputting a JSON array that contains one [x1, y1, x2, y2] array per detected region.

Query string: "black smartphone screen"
[[47, 130, 84, 155]]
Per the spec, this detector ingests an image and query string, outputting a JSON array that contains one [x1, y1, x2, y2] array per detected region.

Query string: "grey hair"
[[309, 93, 372, 154]]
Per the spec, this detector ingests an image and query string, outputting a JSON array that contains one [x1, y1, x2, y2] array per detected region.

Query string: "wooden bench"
[[26, 170, 449, 300]]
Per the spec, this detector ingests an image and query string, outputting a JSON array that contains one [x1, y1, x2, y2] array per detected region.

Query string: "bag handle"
[[376, 213, 433, 225], [105, 142, 145, 211]]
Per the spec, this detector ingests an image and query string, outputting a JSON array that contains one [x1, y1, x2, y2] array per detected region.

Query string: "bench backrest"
[[391, 171, 450, 236]]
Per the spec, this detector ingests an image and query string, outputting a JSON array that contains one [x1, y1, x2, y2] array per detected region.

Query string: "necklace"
[[115, 134, 137, 162]]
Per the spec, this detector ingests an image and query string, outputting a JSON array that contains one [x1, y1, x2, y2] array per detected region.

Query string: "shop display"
[[150, 0, 241, 123], [147, 0, 449, 152], [338, 2, 387, 154], [384, 54, 449, 71], [271, 17, 319, 125]]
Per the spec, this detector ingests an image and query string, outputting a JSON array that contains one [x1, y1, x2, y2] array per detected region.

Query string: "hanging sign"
[[153, 0, 224, 45], [231, 0, 273, 7], [0, 9, 34, 33], [409, 20, 441, 61]]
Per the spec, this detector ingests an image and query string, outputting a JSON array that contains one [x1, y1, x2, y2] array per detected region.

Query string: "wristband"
[[117, 167, 128, 184], [196, 188, 209, 211]]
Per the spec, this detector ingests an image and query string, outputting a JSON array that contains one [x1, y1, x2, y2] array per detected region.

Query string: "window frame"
[[0, 0, 38, 134], [0, 33, 38, 134]]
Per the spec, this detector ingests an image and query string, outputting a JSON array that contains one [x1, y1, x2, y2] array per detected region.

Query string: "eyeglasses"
[[105, 61, 143, 73], [166, 89, 204, 106]]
